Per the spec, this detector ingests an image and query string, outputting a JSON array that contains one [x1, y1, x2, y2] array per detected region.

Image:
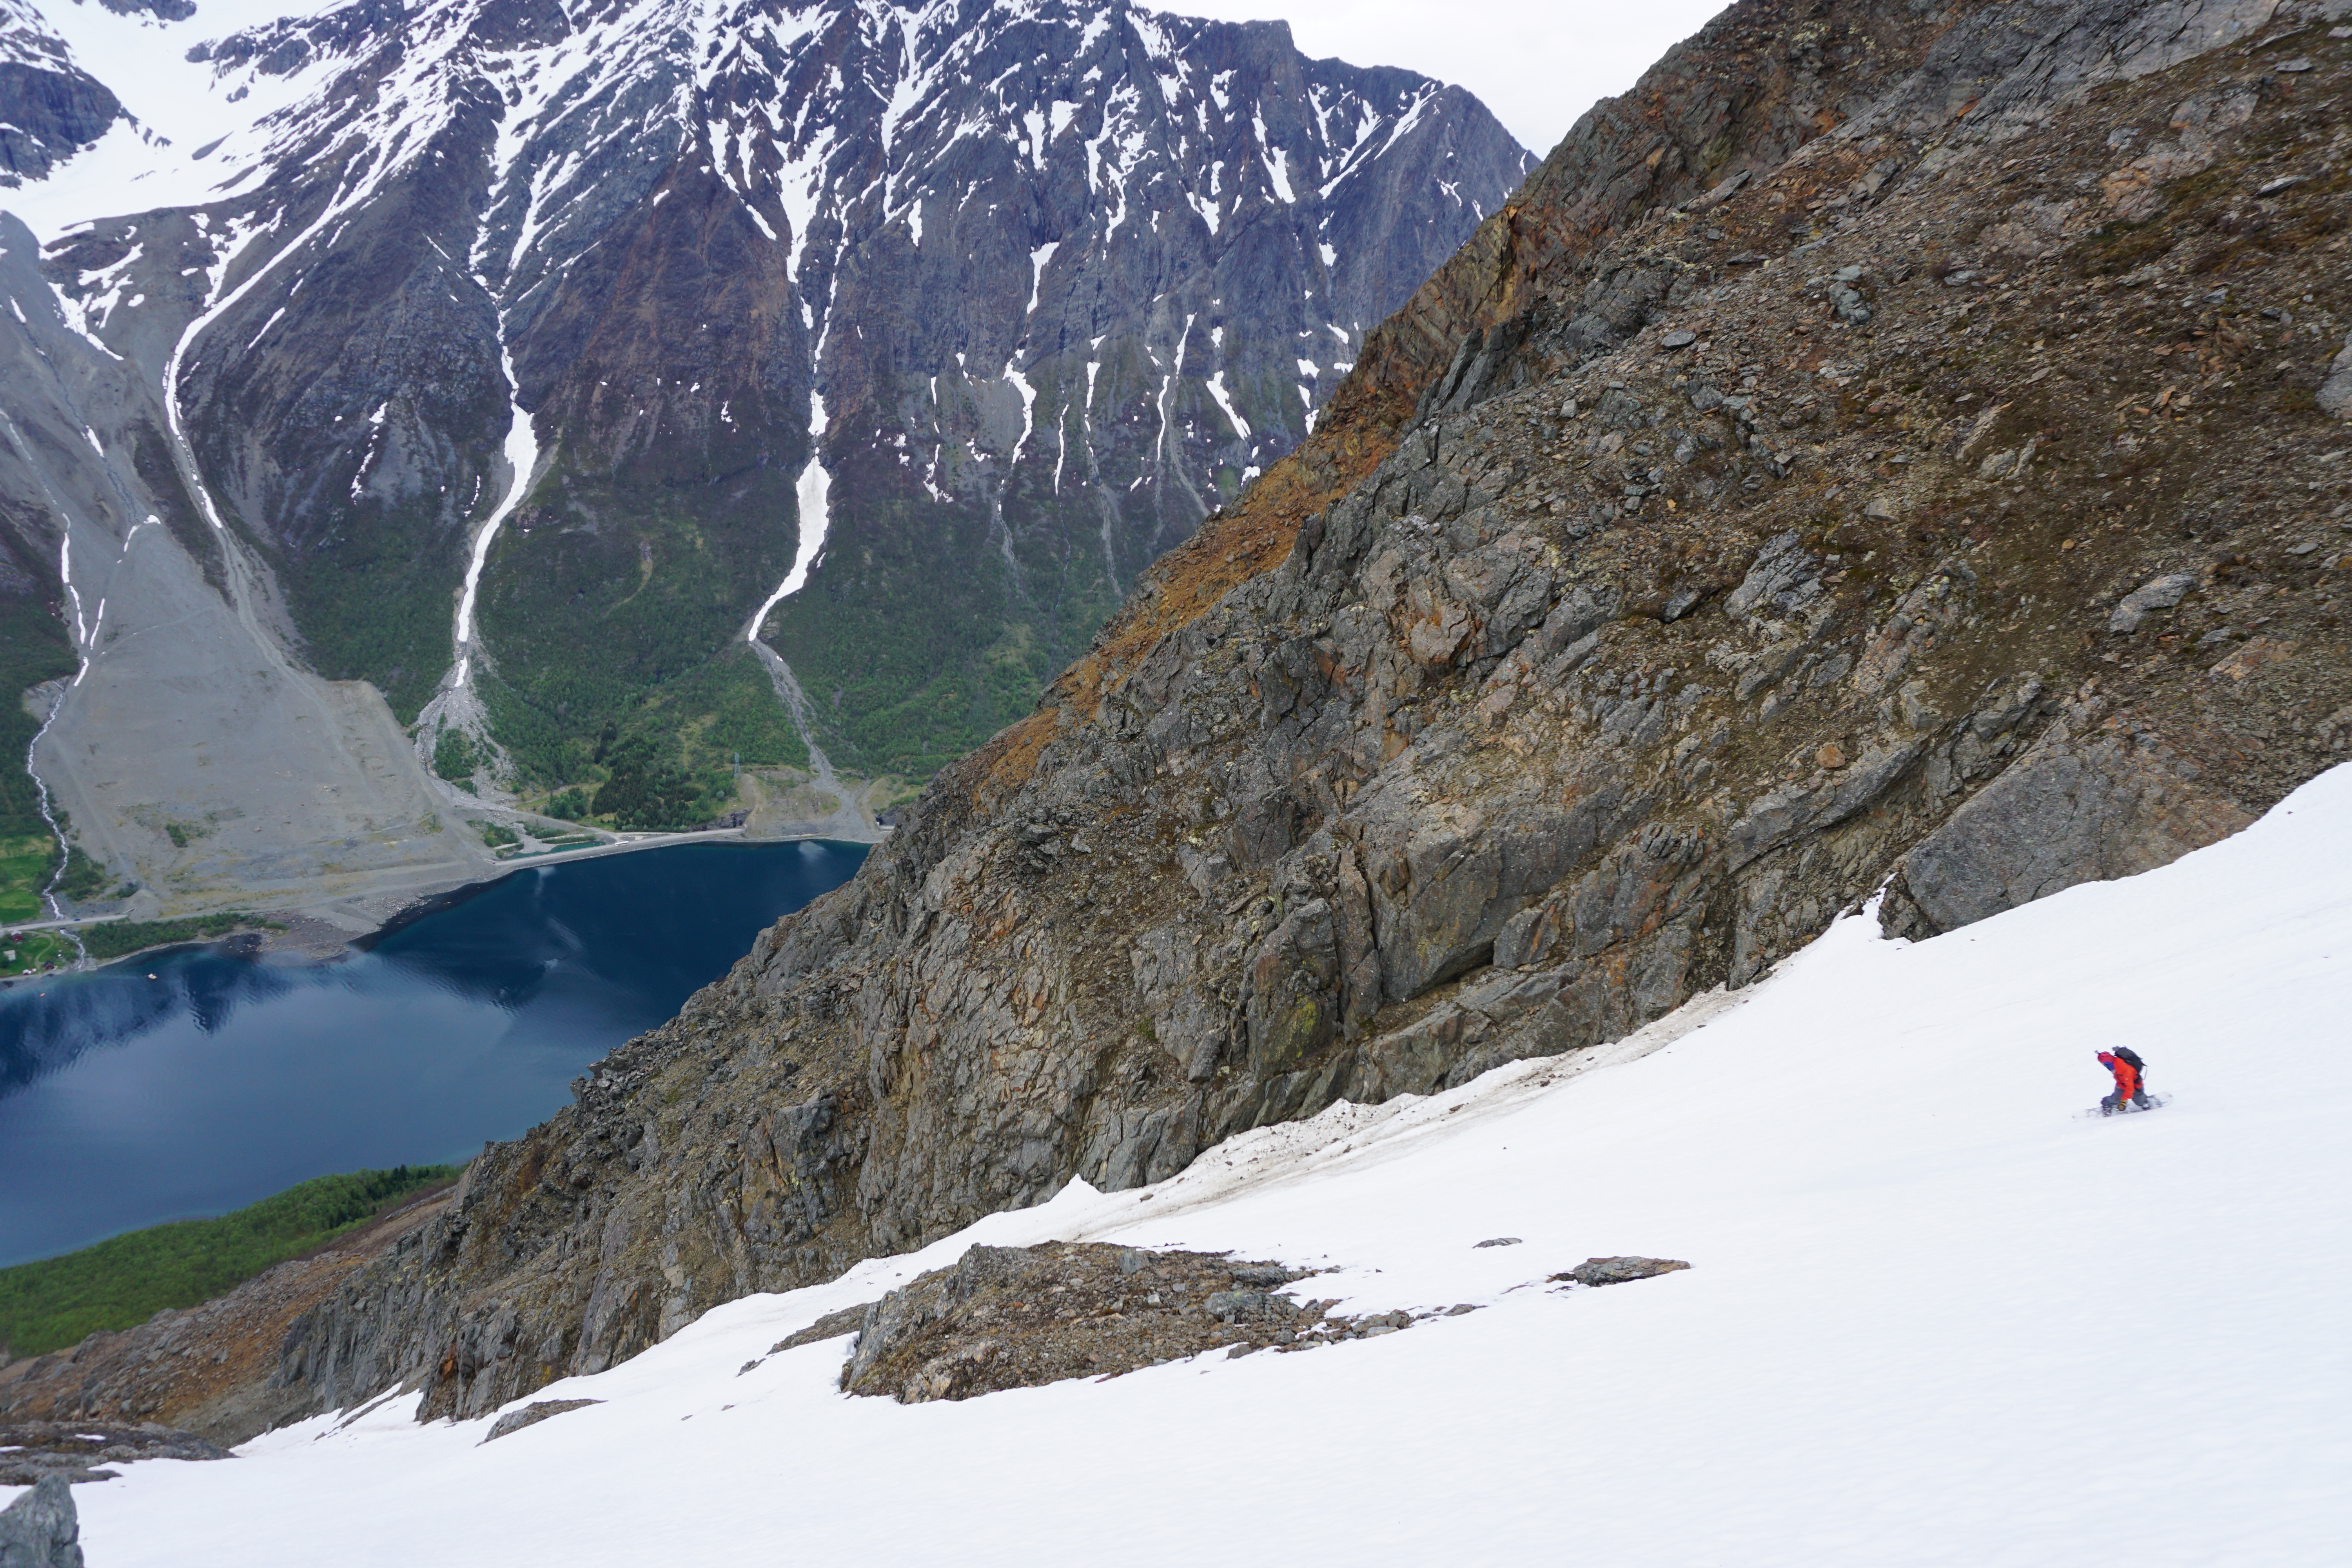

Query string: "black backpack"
[[2112, 1046, 2147, 1074]]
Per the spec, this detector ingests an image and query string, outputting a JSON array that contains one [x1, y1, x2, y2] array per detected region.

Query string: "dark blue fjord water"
[[0, 840, 866, 1268]]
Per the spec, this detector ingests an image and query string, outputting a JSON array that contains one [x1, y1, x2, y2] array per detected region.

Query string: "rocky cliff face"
[[12, 0, 2352, 1438], [0, 1, 124, 190], [8, 0, 1526, 866]]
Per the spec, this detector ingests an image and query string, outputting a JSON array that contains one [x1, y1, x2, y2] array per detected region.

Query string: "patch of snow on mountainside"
[[51, 764, 2352, 1566], [15, 0, 1525, 370], [747, 381, 835, 643], [5, 0, 345, 240]]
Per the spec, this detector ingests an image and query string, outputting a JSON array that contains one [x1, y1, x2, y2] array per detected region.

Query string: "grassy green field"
[[0, 1164, 463, 1358], [0, 834, 54, 924]]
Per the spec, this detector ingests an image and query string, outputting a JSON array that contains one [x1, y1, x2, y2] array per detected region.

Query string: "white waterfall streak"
[[745, 392, 830, 640], [450, 340, 540, 688], [0, 408, 101, 942], [58, 530, 87, 661], [1006, 368, 1036, 465]]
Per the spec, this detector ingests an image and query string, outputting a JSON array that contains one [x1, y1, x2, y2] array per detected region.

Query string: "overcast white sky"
[[1169, 0, 1732, 156]]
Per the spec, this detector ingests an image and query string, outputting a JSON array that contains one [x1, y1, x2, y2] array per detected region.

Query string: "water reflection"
[[0, 840, 865, 1267]]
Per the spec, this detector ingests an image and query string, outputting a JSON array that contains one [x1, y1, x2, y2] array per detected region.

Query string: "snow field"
[[52, 764, 2352, 1565], [9, 0, 342, 245]]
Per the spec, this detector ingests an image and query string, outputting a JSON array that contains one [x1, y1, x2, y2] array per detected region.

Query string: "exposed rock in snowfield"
[[831, 1240, 1328, 1402], [43, 758, 2352, 1564], [10, 0, 2352, 1452], [480, 1399, 601, 1444], [1553, 1257, 1690, 1288], [0, 1474, 80, 1568], [0, 1422, 232, 1487]]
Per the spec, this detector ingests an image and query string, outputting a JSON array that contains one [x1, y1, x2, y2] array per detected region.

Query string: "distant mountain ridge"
[[0, 0, 1526, 906]]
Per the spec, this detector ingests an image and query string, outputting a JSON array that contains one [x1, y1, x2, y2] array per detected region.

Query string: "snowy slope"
[[46, 768, 2352, 1562], [0, 0, 341, 238]]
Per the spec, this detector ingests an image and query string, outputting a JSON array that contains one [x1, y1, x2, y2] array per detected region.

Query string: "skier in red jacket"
[[2096, 1049, 2150, 1114]]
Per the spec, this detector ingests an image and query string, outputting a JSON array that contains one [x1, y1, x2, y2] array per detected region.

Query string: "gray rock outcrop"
[[0, 7, 123, 189], [0, 1475, 83, 1568], [829, 1241, 1330, 1403], [1891, 718, 2256, 936], [1555, 1257, 1691, 1288], [2321, 330, 2352, 419], [2108, 572, 2198, 634], [481, 1399, 601, 1444], [0, 1422, 232, 1488]]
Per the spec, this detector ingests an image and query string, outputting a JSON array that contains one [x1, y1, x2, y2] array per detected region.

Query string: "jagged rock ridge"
[[0, 0, 126, 189]]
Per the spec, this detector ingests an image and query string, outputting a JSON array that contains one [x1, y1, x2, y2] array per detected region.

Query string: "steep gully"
[[154, 186, 504, 906], [11, 0, 2352, 1436], [0, 407, 102, 954], [0, 185, 492, 920]]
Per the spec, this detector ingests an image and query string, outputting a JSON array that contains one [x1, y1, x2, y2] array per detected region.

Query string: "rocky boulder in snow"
[[0, 1421, 232, 1486], [796, 1241, 1456, 1403], [831, 1241, 1320, 1403], [1552, 1258, 1691, 1288], [0, 1474, 82, 1568], [480, 1399, 603, 1445]]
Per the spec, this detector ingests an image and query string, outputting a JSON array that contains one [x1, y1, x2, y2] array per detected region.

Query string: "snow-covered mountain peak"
[[0, 0, 1527, 888]]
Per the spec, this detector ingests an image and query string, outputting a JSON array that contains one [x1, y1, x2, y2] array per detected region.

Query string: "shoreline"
[[2, 829, 883, 983], [14, 754, 900, 973], [355, 827, 880, 948]]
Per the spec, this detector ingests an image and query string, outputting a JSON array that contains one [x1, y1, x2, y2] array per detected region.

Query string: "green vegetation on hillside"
[[767, 469, 1129, 779], [588, 735, 707, 827], [261, 380, 1169, 801], [482, 641, 801, 831], [53, 835, 127, 903], [273, 492, 475, 725], [433, 726, 487, 786], [0, 595, 78, 842], [250, 358, 515, 724], [471, 444, 798, 791], [641, 641, 811, 777], [0, 835, 54, 924], [0, 1164, 461, 1357], [80, 911, 282, 963], [0, 590, 134, 921]]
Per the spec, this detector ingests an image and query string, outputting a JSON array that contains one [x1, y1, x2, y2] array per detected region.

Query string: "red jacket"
[[2097, 1051, 2141, 1100]]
